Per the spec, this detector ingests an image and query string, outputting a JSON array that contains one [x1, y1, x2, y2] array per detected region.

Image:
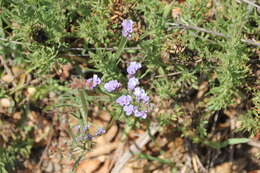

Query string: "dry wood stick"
[[111, 122, 160, 173], [167, 22, 260, 47], [0, 37, 24, 45], [247, 140, 260, 148], [238, 0, 260, 10]]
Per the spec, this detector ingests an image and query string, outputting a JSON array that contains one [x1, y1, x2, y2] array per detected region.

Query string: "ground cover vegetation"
[[0, 0, 259, 172]]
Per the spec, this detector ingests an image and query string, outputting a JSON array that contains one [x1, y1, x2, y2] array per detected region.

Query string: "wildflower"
[[104, 80, 121, 92], [127, 62, 141, 75], [123, 104, 137, 116], [122, 19, 133, 39], [142, 95, 150, 103], [86, 74, 101, 89], [116, 95, 132, 106], [133, 87, 145, 97], [133, 87, 150, 103], [75, 124, 90, 133], [84, 133, 93, 140], [128, 77, 139, 90], [95, 127, 106, 136], [134, 109, 147, 119]]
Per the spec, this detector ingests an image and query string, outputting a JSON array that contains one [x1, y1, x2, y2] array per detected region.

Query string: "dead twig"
[[0, 37, 24, 45], [192, 153, 199, 173], [155, 72, 181, 78], [167, 22, 260, 47], [68, 47, 141, 51], [0, 37, 141, 51], [111, 122, 160, 173], [237, 0, 260, 10], [194, 154, 207, 173], [36, 128, 54, 170], [247, 140, 260, 148], [229, 116, 236, 172], [180, 155, 191, 173]]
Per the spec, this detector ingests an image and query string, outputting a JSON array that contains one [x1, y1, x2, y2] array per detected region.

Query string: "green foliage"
[[0, 0, 259, 171], [238, 91, 260, 136], [170, 0, 259, 144], [0, 139, 32, 173], [138, 153, 175, 166], [152, 77, 175, 99], [78, 1, 111, 46], [10, 0, 66, 44]]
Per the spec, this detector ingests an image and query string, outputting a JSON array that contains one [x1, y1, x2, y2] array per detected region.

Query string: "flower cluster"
[[121, 19, 133, 39], [75, 125, 106, 142], [115, 62, 151, 119], [83, 21, 151, 120], [84, 62, 151, 119], [73, 19, 150, 147]]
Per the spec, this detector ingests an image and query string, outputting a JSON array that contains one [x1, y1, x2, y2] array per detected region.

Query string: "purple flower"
[[142, 95, 150, 103], [95, 127, 106, 136], [123, 104, 137, 116], [116, 95, 132, 106], [133, 87, 145, 97], [104, 80, 121, 92], [75, 124, 91, 133], [133, 87, 150, 103], [84, 133, 93, 140], [127, 62, 141, 75], [86, 74, 101, 89], [128, 77, 139, 90], [122, 19, 133, 39], [76, 133, 93, 141], [134, 109, 147, 119]]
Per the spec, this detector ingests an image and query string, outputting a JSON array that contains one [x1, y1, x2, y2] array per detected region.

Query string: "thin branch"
[[238, 0, 260, 10], [155, 72, 181, 78], [0, 38, 141, 51], [67, 47, 141, 51], [247, 140, 260, 148], [167, 22, 260, 47], [0, 37, 24, 45], [36, 128, 54, 169], [168, 23, 227, 38], [241, 38, 260, 46], [63, 53, 89, 57]]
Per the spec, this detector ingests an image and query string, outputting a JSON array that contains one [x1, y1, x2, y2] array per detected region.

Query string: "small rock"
[[0, 98, 12, 107], [27, 87, 36, 97], [2, 74, 14, 83]]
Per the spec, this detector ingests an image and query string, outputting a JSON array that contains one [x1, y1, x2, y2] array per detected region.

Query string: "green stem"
[[78, 89, 88, 125], [115, 37, 128, 64]]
